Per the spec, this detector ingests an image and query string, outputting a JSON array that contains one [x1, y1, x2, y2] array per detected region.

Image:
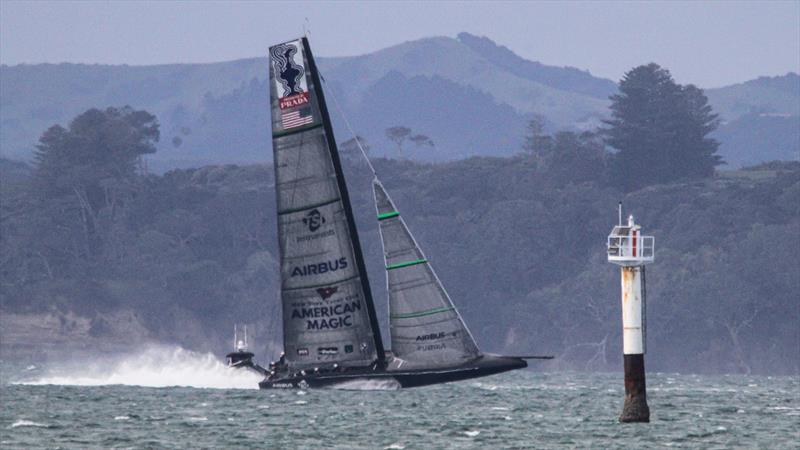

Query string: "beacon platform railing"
[[607, 235, 654, 264]]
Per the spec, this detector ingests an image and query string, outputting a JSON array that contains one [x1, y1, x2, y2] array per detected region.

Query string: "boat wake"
[[327, 378, 402, 391], [9, 420, 50, 428], [13, 345, 261, 389]]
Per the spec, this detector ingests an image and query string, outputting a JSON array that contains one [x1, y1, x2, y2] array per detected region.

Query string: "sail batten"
[[386, 259, 429, 270], [391, 307, 456, 319], [277, 197, 341, 215], [373, 179, 481, 369], [377, 211, 400, 220], [270, 37, 384, 370]]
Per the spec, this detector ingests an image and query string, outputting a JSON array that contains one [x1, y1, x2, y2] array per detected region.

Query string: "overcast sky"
[[1, 1, 798, 88]]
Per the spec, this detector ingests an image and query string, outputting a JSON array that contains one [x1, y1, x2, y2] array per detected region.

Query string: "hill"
[[713, 113, 800, 168], [0, 34, 611, 167], [706, 73, 800, 167], [1, 34, 797, 169], [705, 73, 800, 121]]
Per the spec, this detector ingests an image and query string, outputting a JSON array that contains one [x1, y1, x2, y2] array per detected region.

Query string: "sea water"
[[1, 347, 798, 449]]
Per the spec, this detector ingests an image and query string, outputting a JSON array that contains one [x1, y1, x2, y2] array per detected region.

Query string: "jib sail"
[[269, 37, 384, 370], [373, 179, 481, 369]]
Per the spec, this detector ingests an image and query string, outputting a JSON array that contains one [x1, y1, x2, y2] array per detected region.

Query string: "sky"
[[1, 1, 798, 88]]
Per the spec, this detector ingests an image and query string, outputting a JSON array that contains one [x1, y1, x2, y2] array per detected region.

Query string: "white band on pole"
[[621, 267, 644, 355]]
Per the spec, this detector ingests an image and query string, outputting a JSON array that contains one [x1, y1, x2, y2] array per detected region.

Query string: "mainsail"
[[269, 38, 384, 370], [373, 180, 481, 369]]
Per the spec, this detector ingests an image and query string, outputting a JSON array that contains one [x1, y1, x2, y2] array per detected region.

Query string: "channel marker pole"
[[607, 204, 654, 423]]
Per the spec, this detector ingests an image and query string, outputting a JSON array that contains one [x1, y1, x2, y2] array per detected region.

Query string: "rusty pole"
[[608, 210, 652, 423], [619, 265, 650, 422]]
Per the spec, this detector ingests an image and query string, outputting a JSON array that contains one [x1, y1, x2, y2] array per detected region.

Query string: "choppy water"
[[1, 347, 798, 449]]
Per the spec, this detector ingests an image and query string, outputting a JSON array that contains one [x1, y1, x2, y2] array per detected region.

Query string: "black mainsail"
[[269, 38, 384, 371], [228, 36, 548, 389]]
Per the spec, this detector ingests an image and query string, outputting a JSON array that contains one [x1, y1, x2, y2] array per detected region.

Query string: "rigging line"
[[318, 70, 377, 177]]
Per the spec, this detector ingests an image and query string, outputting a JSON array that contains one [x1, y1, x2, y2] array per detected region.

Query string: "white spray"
[[15, 345, 262, 389]]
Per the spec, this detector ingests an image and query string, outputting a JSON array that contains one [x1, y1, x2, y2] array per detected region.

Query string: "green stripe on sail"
[[278, 197, 340, 216], [391, 306, 455, 319], [385, 259, 428, 270], [377, 211, 399, 220]]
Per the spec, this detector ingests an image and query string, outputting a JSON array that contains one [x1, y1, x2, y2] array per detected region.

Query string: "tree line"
[[377, 64, 722, 192], [1, 63, 796, 374], [518, 63, 722, 191]]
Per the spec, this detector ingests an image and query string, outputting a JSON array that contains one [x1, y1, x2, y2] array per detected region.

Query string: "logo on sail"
[[290, 257, 348, 278], [270, 42, 306, 98], [296, 207, 335, 243], [416, 331, 456, 351], [291, 298, 362, 330], [279, 94, 310, 110], [416, 332, 448, 341], [303, 208, 326, 232], [270, 40, 312, 120], [281, 107, 313, 128], [316, 286, 338, 300]]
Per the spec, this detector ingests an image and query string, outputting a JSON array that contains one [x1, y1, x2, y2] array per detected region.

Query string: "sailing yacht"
[[226, 37, 549, 389]]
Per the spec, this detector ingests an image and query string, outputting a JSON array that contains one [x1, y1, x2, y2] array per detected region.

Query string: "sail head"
[[270, 38, 382, 370], [373, 180, 481, 369]]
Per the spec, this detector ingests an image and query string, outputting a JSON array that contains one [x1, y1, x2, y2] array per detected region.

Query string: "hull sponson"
[[258, 354, 527, 389]]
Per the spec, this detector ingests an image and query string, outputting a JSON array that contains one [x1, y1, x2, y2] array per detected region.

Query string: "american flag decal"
[[282, 107, 314, 129]]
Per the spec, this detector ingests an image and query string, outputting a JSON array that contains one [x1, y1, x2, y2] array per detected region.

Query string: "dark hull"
[[259, 354, 527, 389]]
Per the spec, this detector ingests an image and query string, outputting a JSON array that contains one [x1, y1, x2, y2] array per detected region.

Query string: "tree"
[[340, 135, 370, 162], [385, 126, 411, 158], [546, 130, 607, 185], [34, 106, 159, 201], [520, 117, 607, 185], [604, 63, 722, 191], [409, 134, 434, 157], [33, 106, 159, 257], [521, 115, 554, 166], [409, 134, 433, 148]]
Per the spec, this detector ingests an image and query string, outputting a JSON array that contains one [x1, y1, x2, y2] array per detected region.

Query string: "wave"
[[10, 420, 49, 428], [14, 345, 262, 389], [327, 378, 401, 391]]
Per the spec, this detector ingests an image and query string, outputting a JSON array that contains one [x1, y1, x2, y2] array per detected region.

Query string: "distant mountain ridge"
[[706, 73, 800, 167], [706, 72, 800, 121], [1, 33, 797, 169], [455, 32, 617, 99], [319, 34, 610, 128]]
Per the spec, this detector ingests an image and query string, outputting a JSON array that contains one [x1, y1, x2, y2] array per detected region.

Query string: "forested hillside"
[[2, 34, 797, 168], [3, 152, 797, 374], [706, 73, 800, 168]]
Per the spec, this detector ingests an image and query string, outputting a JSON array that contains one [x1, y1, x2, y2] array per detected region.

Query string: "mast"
[[301, 37, 386, 368]]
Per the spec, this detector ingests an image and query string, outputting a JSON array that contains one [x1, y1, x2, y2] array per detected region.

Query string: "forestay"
[[373, 180, 481, 369], [269, 38, 382, 370]]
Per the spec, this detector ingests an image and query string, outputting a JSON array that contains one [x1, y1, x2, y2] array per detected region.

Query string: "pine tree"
[[604, 64, 722, 191], [33, 106, 159, 257], [34, 106, 159, 204]]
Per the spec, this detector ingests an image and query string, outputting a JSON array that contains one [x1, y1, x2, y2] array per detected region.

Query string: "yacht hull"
[[258, 354, 527, 389]]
